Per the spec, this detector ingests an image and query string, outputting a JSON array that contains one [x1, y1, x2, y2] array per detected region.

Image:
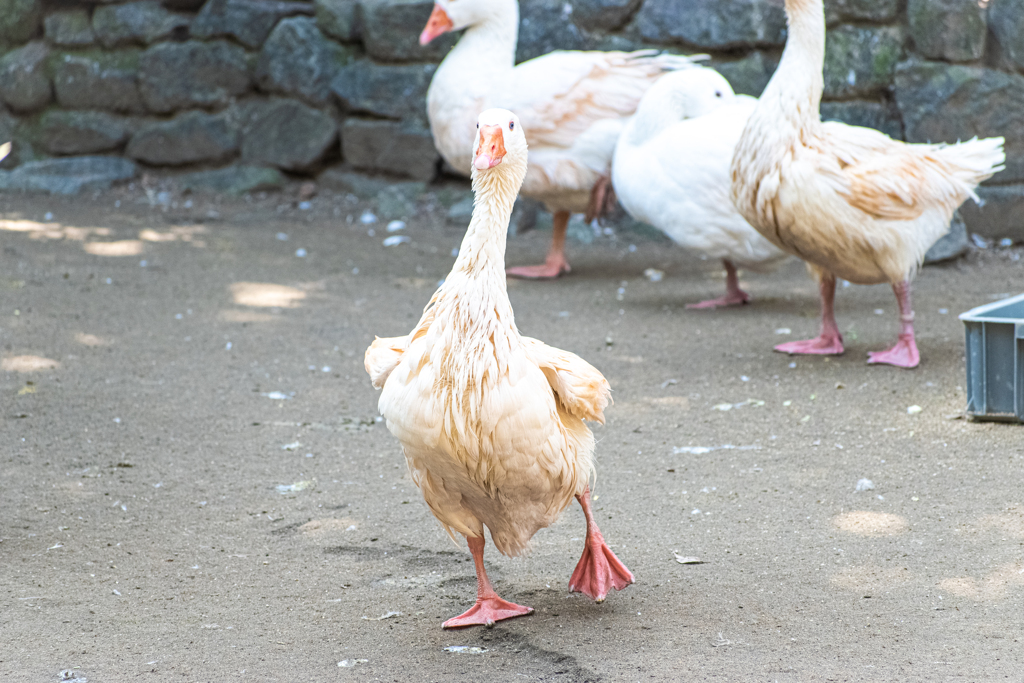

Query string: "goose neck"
[[450, 171, 520, 282], [439, 7, 519, 80], [760, 0, 826, 123]]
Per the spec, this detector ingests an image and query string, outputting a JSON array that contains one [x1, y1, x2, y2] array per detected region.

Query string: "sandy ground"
[[2, 185, 1024, 683]]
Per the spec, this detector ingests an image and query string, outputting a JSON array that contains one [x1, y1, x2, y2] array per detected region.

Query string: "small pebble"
[[386, 220, 406, 232], [855, 478, 875, 492], [295, 248, 307, 257]]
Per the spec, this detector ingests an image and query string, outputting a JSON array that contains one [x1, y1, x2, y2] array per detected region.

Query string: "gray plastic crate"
[[960, 292, 1024, 423]]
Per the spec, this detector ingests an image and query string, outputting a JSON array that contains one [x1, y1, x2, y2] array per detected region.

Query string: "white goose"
[[365, 109, 633, 629], [612, 69, 789, 308], [420, 0, 700, 279], [731, 0, 1005, 367]]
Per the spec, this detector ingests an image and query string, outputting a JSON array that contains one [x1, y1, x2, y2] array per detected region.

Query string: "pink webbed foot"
[[867, 332, 920, 368], [774, 333, 844, 356], [686, 290, 751, 310], [506, 255, 571, 280], [442, 597, 533, 629], [569, 532, 635, 602]]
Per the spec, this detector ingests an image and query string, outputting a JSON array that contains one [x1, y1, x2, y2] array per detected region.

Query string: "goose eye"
[[476, 123, 479, 128], [509, 120, 514, 130], [715, 91, 722, 98]]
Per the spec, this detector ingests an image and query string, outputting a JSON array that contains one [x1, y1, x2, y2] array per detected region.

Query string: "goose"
[[730, 0, 1005, 367], [365, 108, 633, 629], [612, 68, 789, 308], [420, 0, 699, 279]]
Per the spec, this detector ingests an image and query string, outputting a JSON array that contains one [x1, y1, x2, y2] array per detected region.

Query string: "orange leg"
[[686, 260, 751, 309], [867, 280, 920, 368], [568, 487, 634, 602], [442, 535, 533, 629], [506, 210, 571, 279], [775, 272, 845, 355]]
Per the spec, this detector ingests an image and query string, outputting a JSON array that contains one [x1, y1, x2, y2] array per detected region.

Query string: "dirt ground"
[[1, 184, 1023, 683]]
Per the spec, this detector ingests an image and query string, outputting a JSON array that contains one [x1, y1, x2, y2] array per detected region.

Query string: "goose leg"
[[775, 272, 844, 355], [867, 280, 920, 368], [506, 210, 571, 279], [442, 534, 533, 629], [569, 487, 634, 602], [686, 260, 751, 309]]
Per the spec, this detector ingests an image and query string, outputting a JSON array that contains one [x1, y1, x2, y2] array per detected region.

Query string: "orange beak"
[[419, 5, 454, 46], [474, 125, 506, 170]]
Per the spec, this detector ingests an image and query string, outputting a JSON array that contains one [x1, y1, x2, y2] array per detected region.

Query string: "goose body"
[[730, 0, 1005, 366], [366, 109, 633, 628], [612, 69, 789, 307], [420, 0, 699, 278]]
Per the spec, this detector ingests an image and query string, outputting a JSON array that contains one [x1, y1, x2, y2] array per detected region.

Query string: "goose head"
[[419, 0, 518, 45], [625, 68, 738, 145], [471, 108, 528, 186]]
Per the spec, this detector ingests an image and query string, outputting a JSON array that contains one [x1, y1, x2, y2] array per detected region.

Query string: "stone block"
[[331, 60, 434, 123], [0, 0, 42, 44], [989, 0, 1024, 73], [958, 185, 1024, 242], [820, 100, 903, 140], [139, 40, 251, 113], [93, 0, 190, 48], [823, 26, 904, 99], [44, 9, 96, 47], [0, 42, 51, 113], [33, 109, 131, 155], [907, 0, 986, 63], [636, 0, 787, 50], [178, 164, 285, 194], [0, 156, 137, 194], [239, 98, 337, 171], [192, 0, 313, 49], [341, 118, 437, 181], [895, 61, 1024, 183], [126, 111, 239, 165], [256, 17, 353, 106], [361, 0, 457, 62], [824, 0, 899, 24], [713, 51, 773, 97], [52, 50, 145, 114], [318, 167, 394, 198], [571, 0, 640, 32], [517, 0, 589, 63], [315, 0, 361, 42]]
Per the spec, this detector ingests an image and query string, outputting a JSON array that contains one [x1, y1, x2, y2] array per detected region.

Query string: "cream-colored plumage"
[[366, 109, 632, 628], [612, 69, 789, 308], [730, 0, 1005, 366], [421, 0, 700, 278], [367, 124, 604, 552]]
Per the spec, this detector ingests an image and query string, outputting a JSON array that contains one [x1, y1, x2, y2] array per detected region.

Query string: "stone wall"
[[0, 0, 1020, 238]]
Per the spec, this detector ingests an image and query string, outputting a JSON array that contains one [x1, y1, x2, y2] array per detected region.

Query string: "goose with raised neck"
[[420, 0, 701, 280], [365, 109, 634, 629], [730, 0, 1005, 368]]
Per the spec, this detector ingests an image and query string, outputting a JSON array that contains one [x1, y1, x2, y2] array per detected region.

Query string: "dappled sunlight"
[[2, 355, 60, 372], [84, 240, 145, 256], [230, 282, 306, 308], [939, 563, 1024, 601], [831, 565, 913, 593], [139, 226, 207, 247], [74, 333, 112, 347], [832, 511, 908, 536], [978, 511, 1024, 539], [219, 309, 278, 323], [299, 518, 360, 545], [0, 219, 111, 241]]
